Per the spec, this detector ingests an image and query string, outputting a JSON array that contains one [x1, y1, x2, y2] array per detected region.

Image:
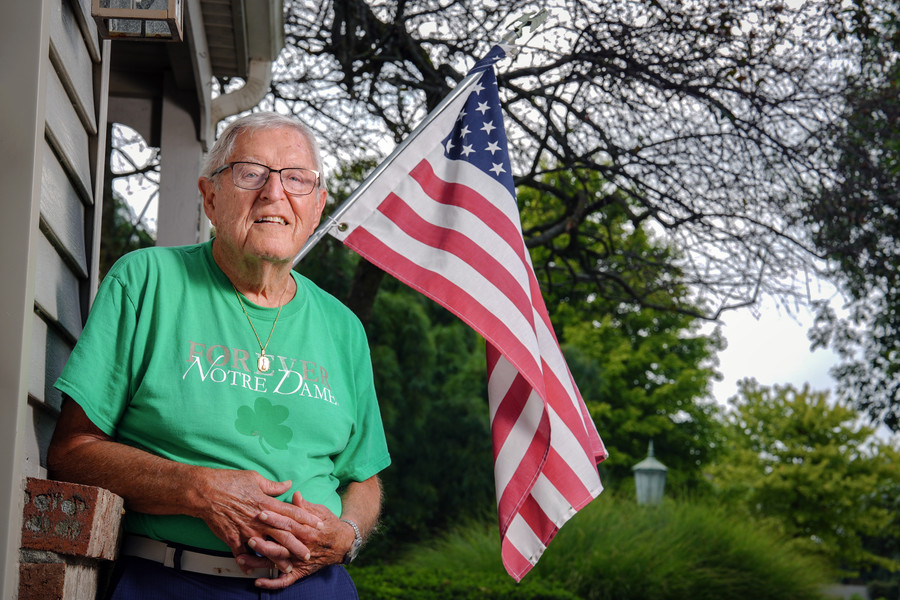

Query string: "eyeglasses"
[[211, 161, 320, 196]]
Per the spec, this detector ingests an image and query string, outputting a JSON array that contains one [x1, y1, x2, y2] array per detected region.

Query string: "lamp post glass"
[[92, 0, 183, 41], [632, 441, 668, 506]]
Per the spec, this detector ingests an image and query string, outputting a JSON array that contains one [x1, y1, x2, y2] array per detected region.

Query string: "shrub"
[[351, 495, 833, 600], [869, 580, 900, 600], [351, 567, 580, 600]]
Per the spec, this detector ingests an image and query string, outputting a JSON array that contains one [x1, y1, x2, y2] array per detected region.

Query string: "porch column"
[[156, 73, 207, 247]]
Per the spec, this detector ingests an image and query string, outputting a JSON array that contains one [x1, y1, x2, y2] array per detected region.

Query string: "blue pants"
[[106, 556, 359, 600]]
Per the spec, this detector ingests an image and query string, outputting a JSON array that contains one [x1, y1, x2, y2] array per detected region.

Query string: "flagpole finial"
[[501, 9, 549, 45]]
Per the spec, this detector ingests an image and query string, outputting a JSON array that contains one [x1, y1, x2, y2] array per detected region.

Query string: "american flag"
[[329, 46, 607, 581]]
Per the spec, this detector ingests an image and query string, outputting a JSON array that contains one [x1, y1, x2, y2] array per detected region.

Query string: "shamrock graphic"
[[235, 397, 293, 454]]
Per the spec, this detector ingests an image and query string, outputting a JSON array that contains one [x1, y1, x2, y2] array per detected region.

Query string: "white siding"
[[29, 0, 109, 481]]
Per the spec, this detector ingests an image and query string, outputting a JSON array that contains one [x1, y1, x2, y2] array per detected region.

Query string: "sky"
[[713, 298, 900, 444], [709, 298, 840, 405]]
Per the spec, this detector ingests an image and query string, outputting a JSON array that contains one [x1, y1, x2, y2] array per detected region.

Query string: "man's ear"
[[312, 188, 328, 228], [198, 177, 217, 225]]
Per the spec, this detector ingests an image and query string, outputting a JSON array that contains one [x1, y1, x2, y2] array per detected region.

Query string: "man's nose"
[[259, 171, 288, 200]]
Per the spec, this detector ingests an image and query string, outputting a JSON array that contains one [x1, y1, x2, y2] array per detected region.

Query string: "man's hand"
[[192, 471, 325, 575], [235, 492, 354, 590]]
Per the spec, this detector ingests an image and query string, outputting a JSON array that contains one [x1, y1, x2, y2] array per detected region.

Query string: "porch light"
[[632, 441, 668, 506], [92, 0, 183, 42]]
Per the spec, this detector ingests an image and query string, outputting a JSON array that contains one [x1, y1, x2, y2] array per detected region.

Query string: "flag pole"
[[293, 9, 549, 265]]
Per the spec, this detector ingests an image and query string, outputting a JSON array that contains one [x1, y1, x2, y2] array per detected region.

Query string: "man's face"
[[199, 127, 327, 265]]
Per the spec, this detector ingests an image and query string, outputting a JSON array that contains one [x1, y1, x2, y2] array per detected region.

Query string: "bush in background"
[[351, 494, 832, 600], [869, 580, 900, 600]]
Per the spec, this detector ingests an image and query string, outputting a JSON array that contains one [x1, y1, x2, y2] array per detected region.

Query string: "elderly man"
[[48, 112, 390, 598]]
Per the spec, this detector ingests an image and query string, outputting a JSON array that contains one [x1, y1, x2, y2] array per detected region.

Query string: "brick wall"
[[19, 478, 123, 600]]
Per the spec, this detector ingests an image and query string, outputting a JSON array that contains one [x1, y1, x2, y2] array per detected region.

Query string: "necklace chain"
[[232, 283, 287, 372]]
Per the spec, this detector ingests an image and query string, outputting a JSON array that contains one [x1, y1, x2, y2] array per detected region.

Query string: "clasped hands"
[[200, 470, 353, 590]]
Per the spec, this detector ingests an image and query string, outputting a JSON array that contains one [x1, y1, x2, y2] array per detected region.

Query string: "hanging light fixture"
[[632, 440, 668, 506], [92, 0, 183, 42]]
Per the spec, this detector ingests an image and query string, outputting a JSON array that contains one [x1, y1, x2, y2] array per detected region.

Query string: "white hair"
[[201, 112, 325, 187]]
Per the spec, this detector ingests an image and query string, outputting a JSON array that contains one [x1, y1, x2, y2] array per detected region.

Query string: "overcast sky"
[[710, 299, 839, 405]]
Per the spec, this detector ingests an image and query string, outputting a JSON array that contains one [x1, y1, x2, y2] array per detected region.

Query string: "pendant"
[[258, 353, 270, 373]]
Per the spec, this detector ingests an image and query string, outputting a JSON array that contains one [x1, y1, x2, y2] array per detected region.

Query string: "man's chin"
[[254, 252, 294, 264], [248, 244, 302, 265]]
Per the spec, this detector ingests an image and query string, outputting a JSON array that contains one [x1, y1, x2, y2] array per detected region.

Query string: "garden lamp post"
[[92, 0, 183, 41], [632, 441, 668, 505]]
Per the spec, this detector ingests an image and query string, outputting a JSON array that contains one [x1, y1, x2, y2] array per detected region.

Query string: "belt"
[[121, 535, 278, 579]]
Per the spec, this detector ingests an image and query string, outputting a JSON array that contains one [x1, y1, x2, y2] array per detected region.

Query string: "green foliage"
[[708, 380, 900, 573], [519, 169, 685, 317], [351, 565, 580, 600], [350, 494, 832, 600], [804, 0, 900, 429], [293, 235, 357, 301], [869, 580, 900, 600], [363, 285, 496, 556], [519, 170, 725, 492], [561, 307, 723, 493]]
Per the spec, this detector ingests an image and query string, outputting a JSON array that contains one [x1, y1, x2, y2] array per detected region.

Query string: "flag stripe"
[[486, 349, 546, 501], [491, 388, 549, 532], [543, 360, 604, 464], [408, 148, 558, 342], [485, 344, 513, 423], [343, 225, 542, 376], [409, 152, 558, 353], [409, 154, 582, 396], [370, 152, 584, 419], [531, 473, 577, 526], [501, 514, 542, 578], [410, 157, 533, 270], [343, 203, 576, 407], [517, 494, 557, 541], [375, 192, 537, 329], [542, 446, 594, 508], [399, 153, 545, 342], [489, 371, 537, 458]]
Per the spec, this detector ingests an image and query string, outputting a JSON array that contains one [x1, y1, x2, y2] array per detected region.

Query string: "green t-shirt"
[[55, 241, 391, 551]]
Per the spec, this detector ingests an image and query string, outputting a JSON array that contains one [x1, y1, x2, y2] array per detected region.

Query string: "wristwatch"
[[340, 518, 362, 564]]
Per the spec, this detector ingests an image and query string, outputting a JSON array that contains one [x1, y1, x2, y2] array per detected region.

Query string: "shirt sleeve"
[[330, 325, 391, 485], [54, 268, 139, 436]]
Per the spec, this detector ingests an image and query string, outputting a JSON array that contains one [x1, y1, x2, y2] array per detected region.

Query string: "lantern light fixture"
[[92, 0, 183, 42], [632, 440, 668, 506]]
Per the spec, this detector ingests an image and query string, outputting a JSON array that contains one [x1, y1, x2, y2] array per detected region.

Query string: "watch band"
[[340, 518, 362, 564]]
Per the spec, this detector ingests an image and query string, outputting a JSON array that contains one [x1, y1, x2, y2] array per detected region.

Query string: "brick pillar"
[[19, 478, 124, 600]]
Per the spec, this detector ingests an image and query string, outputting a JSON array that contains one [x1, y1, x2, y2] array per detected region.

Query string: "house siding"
[[27, 0, 108, 480]]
